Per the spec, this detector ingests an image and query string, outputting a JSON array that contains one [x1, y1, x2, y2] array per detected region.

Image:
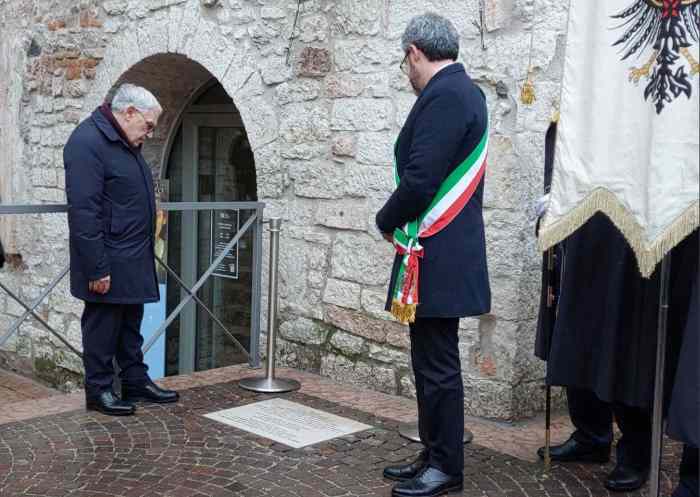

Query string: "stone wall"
[[0, 0, 569, 418]]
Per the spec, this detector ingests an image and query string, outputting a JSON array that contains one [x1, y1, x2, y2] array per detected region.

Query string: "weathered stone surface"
[[332, 134, 355, 157], [485, 0, 514, 32], [331, 232, 393, 285], [299, 14, 329, 42], [368, 343, 409, 368], [289, 161, 344, 199], [279, 101, 330, 144], [344, 163, 394, 198], [331, 0, 383, 36], [334, 38, 395, 74], [399, 373, 417, 398], [329, 330, 365, 356], [356, 132, 394, 166], [322, 278, 361, 310], [320, 353, 396, 394], [279, 317, 326, 345], [331, 98, 392, 132], [274, 79, 321, 105], [260, 55, 293, 85], [315, 198, 368, 231], [104, 0, 129, 15], [325, 73, 390, 99], [296, 47, 332, 77]]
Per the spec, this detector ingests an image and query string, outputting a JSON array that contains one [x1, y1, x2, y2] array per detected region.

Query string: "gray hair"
[[401, 13, 459, 62], [111, 83, 162, 113]]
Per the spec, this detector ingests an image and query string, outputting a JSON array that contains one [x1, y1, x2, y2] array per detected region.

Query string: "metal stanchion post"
[[239, 218, 301, 393], [648, 253, 672, 497], [399, 422, 473, 444]]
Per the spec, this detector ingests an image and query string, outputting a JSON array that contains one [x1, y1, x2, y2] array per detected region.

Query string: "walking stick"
[[543, 247, 555, 473]]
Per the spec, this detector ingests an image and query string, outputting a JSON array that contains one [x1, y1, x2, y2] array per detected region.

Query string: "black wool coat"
[[64, 108, 159, 304], [376, 64, 491, 318]]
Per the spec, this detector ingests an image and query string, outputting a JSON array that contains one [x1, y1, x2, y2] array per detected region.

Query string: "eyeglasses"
[[134, 109, 156, 135], [400, 52, 409, 75]]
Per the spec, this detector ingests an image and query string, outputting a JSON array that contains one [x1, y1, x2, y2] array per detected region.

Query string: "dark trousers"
[[410, 317, 463, 476], [673, 445, 699, 497], [81, 302, 149, 397], [567, 387, 652, 469]]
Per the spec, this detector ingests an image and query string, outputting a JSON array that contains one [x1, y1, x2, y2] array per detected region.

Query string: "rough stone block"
[[368, 343, 409, 368], [288, 161, 345, 200], [299, 14, 329, 43], [334, 38, 395, 73], [332, 0, 383, 36], [296, 47, 332, 78], [331, 232, 393, 285], [278, 317, 326, 345], [332, 134, 356, 157], [331, 98, 392, 132], [279, 102, 330, 144], [356, 132, 394, 166], [275, 79, 321, 105], [399, 374, 416, 398], [322, 278, 361, 310], [329, 330, 365, 356], [484, 0, 514, 32], [315, 199, 368, 231], [260, 7, 286, 19]]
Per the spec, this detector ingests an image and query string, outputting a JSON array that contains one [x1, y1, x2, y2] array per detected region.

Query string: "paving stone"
[[0, 366, 684, 497]]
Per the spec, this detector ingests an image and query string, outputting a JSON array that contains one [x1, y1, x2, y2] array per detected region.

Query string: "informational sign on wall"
[[210, 209, 240, 280]]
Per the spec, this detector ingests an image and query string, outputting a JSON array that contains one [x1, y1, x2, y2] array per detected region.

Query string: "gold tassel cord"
[[521, 75, 536, 105], [520, 20, 537, 105], [391, 300, 417, 324]]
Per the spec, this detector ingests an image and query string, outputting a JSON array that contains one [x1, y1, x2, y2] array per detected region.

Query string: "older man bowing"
[[376, 13, 490, 497], [64, 83, 178, 416]]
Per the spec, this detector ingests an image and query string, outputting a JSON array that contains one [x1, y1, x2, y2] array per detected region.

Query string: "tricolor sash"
[[390, 128, 489, 324]]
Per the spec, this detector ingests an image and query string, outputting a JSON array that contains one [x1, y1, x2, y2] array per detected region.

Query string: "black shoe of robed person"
[[122, 380, 179, 404], [86, 390, 136, 416], [384, 449, 429, 481], [391, 466, 463, 497], [604, 463, 649, 492], [537, 435, 610, 463]]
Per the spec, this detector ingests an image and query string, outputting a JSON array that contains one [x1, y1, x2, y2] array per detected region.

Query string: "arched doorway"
[[164, 80, 257, 376]]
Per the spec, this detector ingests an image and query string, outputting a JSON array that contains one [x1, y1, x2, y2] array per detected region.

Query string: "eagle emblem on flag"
[[612, 0, 700, 113]]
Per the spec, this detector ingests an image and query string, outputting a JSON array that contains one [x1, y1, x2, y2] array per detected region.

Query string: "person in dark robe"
[[536, 207, 698, 493], [666, 235, 698, 497], [533, 115, 700, 491]]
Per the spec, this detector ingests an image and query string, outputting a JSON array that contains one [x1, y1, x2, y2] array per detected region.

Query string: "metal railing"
[[0, 202, 266, 373]]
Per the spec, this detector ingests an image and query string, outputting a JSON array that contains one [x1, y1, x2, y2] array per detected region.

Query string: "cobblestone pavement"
[[0, 369, 682, 497], [0, 366, 573, 463]]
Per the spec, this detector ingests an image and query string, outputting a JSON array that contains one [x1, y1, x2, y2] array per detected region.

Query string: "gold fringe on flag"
[[391, 300, 417, 324], [538, 189, 699, 277]]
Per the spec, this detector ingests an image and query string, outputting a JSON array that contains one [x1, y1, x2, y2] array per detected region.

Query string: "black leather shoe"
[[604, 463, 648, 492], [122, 380, 179, 404], [391, 467, 463, 497], [384, 449, 429, 481], [86, 390, 135, 416], [537, 436, 610, 463]]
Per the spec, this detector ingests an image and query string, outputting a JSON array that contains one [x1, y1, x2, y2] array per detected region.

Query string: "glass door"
[[171, 112, 257, 374]]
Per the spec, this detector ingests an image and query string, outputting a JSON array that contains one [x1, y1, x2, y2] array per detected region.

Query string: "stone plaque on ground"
[[204, 398, 372, 448]]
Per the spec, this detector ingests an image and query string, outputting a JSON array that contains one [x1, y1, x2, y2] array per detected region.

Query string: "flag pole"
[[649, 253, 672, 497]]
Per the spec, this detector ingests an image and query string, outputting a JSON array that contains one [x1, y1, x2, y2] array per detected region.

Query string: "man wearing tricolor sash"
[[376, 13, 490, 497]]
